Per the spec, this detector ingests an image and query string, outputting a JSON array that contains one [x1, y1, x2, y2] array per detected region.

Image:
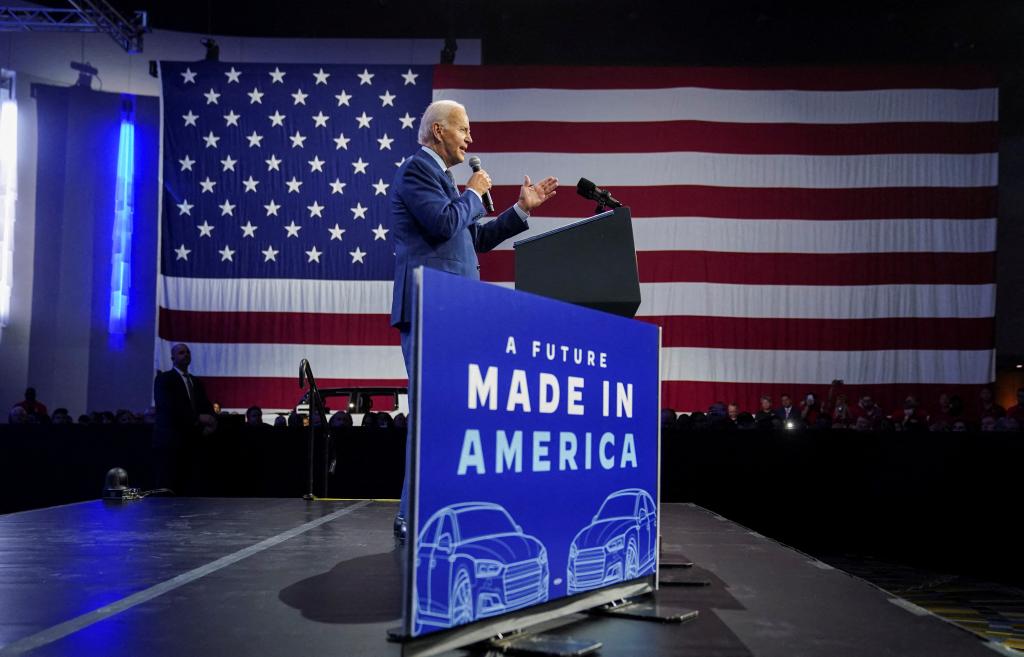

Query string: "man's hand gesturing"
[[517, 176, 559, 213]]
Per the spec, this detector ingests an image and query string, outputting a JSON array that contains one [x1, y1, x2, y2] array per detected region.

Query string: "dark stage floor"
[[0, 499, 1005, 657]]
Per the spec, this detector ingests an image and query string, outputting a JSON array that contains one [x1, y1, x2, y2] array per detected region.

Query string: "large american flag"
[[158, 63, 997, 413]]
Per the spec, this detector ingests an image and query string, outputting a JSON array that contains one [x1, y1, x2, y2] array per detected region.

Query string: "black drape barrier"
[[1, 425, 1020, 586]]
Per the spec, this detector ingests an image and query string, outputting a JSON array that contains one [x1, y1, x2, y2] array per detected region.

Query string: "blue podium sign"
[[405, 268, 660, 642]]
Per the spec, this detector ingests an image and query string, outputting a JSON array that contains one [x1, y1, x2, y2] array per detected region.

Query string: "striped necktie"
[[183, 373, 196, 411]]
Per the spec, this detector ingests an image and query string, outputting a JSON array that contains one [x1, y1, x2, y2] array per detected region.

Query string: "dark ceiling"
[[88, 0, 1024, 67]]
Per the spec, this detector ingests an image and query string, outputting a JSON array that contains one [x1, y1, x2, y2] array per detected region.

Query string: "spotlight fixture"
[[201, 38, 220, 62], [70, 61, 98, 89], [103, 467, 130, 499]]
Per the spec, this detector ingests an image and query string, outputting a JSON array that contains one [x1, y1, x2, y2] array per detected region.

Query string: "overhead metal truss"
[[0, 2, 147, 53]]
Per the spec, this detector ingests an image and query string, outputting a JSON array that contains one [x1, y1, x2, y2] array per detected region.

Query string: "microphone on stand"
[[576, 177, 623, 209], [467, 156, 495, 213]]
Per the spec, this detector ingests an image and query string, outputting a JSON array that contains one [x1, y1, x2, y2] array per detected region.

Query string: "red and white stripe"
[[442, 65, 997, 412], [160, 65, 998, 412]]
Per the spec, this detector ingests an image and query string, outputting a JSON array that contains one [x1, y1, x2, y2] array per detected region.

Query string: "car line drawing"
[[566, 488, 658, 595], [414, 502, 549, 632]]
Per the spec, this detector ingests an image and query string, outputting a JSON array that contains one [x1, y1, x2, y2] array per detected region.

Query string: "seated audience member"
[[726, 403, 740, 427], [995, 417, 1020, 432], [707, 402, 732, 430], [775, 394, 798, 423], [273, 415, 287, 428], [799, 393, 825, 429], [660, 408, 677, 431], [674, 412, 692, 432], [977, 386, 1006, 421], [212, 401, 222, 415], [929, 393, 955, 430], [853, 415, 875, 431], [753, 396, 777, 429], [287, 411, 303, 428], [854, 395, 884, 430], [376, 412, 395, 429], [14, 387, 48, 422], [980, 415, 998, 432], [328, 410, 353, 429], [142, 407, 157, 424], [361, 411, 378, 427], [1007, 387, 1024, 421], [116, 409, 138, 424], [392, 412, 407, 430], [892, 396, 928, 431], [688, 411, 708, 431], [245, 406, 266, 427], [948, 394, 965, 419], [736, 411, 756, 430], [51, 408, 72, 425], [77, 414, 92, 425], [829, 393, 853, 428], [951, 419, 969, 432], [8, 406, 29, 424]]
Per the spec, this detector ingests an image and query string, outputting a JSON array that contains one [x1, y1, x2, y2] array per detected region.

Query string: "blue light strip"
[[0, 94, 17, 340], [109, 105, 135, 335]]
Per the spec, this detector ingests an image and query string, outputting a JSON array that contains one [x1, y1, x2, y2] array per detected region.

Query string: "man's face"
[[781, 395, 791, 407], [433, 106, 472, 167], [246, 408, 261, 425], [171, 344, 191, 371], [727, 404, 739, 419]]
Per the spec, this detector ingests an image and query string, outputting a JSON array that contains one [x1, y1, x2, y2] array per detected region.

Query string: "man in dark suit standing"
[[153, 343, 216, 493], [390, 99, 559, 539]]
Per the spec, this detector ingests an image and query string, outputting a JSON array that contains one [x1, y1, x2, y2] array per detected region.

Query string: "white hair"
[[418, 100, 466, 146]]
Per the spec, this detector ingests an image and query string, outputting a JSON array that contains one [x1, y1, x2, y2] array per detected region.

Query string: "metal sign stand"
[[658, 560, 712, 587], [588, 592, 699, 623], [487, 633, 601, 656]]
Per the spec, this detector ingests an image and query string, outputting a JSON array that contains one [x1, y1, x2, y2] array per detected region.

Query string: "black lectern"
[[513, 206, 641, 317]]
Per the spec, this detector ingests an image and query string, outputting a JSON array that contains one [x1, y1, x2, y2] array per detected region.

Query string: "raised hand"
[[517, 175, 559, 213]]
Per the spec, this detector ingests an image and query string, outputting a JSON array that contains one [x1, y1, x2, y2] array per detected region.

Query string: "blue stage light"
[[0, 93, 17, 341], [109, 102, 135, 336]]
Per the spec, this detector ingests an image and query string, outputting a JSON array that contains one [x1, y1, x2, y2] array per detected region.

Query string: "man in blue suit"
[[390, 99, 559, 540]]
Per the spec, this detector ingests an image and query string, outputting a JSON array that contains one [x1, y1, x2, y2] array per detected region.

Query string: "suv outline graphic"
[[566, 488, 657, 594], [414, 502, 549, 633]]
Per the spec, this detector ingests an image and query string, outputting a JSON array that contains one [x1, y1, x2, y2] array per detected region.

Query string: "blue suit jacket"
[[390, 148, 529, 328]]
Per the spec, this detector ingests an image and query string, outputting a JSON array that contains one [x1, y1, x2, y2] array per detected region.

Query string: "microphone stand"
[[299, 359, 331, 500]]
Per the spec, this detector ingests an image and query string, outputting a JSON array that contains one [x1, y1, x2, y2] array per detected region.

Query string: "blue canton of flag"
[[160, 62, 432, 280]]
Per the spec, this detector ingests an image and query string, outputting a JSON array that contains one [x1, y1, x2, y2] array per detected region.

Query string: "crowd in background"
[[9, 384, 1023, 433], [6, 386, 409, 431], [663, 383, 1024, 433]]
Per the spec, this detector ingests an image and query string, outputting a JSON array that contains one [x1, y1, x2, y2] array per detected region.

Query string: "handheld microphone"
[[467, 156, 495, 213], [576, 177, 622, 208]]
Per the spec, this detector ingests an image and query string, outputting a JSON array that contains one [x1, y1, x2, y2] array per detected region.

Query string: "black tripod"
[[299, 359, 332, 500]]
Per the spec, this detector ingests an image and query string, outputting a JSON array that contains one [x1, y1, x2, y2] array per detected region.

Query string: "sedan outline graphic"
[[414, 502, 549, 633], [566, 488, 657, 595]]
